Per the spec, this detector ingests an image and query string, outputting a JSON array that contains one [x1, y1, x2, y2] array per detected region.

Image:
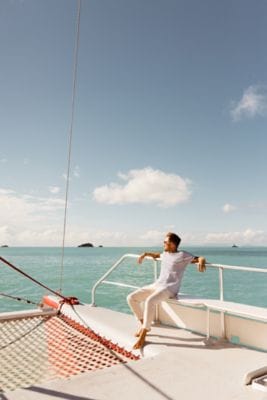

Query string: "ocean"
[[0, 246, 266, 314]]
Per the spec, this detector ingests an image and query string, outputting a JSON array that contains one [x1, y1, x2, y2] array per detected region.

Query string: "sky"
[[1, 0, 267, 247]]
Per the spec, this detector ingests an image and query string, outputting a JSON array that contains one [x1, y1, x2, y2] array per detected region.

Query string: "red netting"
[[0, 313, 140, 393]]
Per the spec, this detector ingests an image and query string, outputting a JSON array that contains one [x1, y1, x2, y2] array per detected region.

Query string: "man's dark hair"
[[166, 232, 181, 249]]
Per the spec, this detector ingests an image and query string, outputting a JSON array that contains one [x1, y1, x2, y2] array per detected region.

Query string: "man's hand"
[[137, 252, 161, 264], [138, 253, 146, 264], [191, 256, 206, 272], [197, 256, 206, 272]]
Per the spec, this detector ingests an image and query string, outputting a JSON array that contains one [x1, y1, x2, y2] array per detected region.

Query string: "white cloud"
[[139, 229, 183, 245], [49, 186, 60, 194], [0, 188, 15, 195], [0, 224, 127, 247], [140, 230, 166, 243], [139, 228, 267, 246], [222, 203, 237, 213], [0, 188, 65, 227], [0, 187, 130, 246], [205, 228, 267, 245], [0, 158, 7, 163], [73, 165, 80, 178], [89, 230, 127, 243], [140, 228, 267, 246], [93, 167, 192, 207], [230, 85, 267, 121], [2, 186, 266, 247], [62, 166, 80, 181], [0, 225, 13, 244]]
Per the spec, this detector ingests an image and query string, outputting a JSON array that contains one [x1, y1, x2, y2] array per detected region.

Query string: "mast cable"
[[59, 0, 82, 293], [0, 256, 79, 305]]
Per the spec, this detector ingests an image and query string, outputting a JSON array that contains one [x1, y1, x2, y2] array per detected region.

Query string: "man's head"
[[163, 232, 181, 252]]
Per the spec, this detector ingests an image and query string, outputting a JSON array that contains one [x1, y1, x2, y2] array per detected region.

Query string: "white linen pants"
[[127, 283, 173, 330]]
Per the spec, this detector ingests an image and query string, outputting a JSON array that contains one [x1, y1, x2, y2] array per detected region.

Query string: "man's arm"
[[191, 256, 206, 272], [137, 252, 161, 264]]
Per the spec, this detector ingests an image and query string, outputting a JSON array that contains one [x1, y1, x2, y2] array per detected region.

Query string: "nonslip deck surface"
[[3, 304, 267, 400]]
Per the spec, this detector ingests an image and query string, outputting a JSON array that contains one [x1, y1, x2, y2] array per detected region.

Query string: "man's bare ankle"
[[141, 328, 149, 332]]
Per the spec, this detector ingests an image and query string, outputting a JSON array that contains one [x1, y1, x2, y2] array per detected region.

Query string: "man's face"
[[163, 237, 176, 252]]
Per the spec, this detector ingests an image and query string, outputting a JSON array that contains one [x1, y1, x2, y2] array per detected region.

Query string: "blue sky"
[[1, 0, 267, 246]]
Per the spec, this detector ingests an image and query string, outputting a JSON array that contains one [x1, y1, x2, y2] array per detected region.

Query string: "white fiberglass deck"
[[4, 304, 267, 400]]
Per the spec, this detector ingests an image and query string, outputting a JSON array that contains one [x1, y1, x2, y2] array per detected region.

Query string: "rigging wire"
[[0, 292, 41, 307], [0, 2, 82, 306], [0, 256, 79, 305], [59, 0, 82, 293]]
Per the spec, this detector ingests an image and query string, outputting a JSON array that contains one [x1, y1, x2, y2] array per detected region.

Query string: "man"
[[127, 232, 206, 349]]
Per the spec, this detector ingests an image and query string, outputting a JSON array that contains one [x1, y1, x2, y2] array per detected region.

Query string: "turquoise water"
[[0, 246, 267, 314]]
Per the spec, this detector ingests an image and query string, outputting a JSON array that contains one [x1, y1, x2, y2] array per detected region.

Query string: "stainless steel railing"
[[208, 262, 267, 301], [90, 253, 267, 306], [90, 254, 158, 306]]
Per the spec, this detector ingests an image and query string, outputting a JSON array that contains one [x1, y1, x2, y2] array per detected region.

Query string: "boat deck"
[[4, 304, 267, 400]]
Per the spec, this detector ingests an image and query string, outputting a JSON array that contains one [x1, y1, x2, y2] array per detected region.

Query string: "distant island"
[[1, 245, 8, 248], [77, 243, 104, 248], [232, 244, 239, 248]]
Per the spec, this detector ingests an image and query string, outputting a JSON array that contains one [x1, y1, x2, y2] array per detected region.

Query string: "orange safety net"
[[0, 313, 140, 393]]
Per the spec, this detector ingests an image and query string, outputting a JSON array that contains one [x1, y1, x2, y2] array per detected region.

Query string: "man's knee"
[[127, 292, 136, 304], [145, 292, 168, 307], [144, 296, 158, 308]]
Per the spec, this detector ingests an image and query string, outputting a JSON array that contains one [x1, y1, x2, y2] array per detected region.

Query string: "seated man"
[[127, 232, 206, 349]]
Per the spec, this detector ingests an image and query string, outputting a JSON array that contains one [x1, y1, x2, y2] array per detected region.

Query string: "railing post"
[[154, 259, 160, 323], [219, 267, 226, 338], [219, 267, 224, 301], [90, 254, 159, 307], [153, 259, 158, 282], [90, 254, 128, 306]]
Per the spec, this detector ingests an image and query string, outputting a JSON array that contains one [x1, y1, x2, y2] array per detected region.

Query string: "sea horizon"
[[1, 246, 266, 315], [2, 244, 267, 248]]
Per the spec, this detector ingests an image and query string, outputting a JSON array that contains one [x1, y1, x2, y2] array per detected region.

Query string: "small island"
[[1, 245, 9, 248], [78, 243, 94, 248], [232, 244, 238, 248], [99, 245, 103, 248]]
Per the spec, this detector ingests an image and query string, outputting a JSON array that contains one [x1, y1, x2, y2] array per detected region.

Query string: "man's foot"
[[133, 318, 144, 337], [133, 328, 149, 349], [134, 327, 151, 337]]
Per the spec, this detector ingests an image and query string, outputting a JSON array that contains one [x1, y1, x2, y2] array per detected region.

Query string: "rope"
[[59, 0, 82, 293], [0, 292, 41, 307], [0, 256, 79, 305]]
